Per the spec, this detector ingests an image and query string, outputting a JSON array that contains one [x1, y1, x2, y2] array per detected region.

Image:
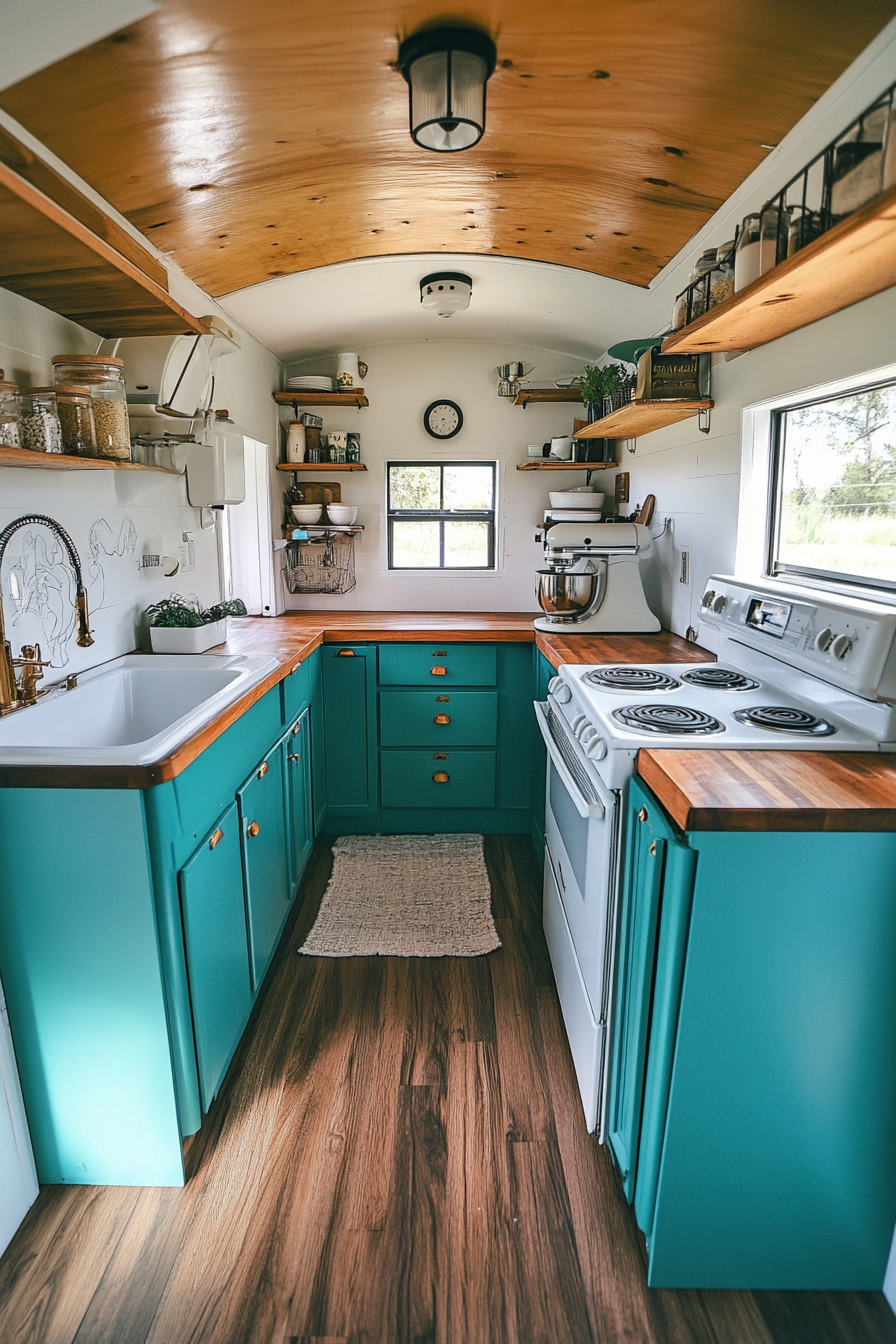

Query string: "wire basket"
[[283, 532, 356, 595]]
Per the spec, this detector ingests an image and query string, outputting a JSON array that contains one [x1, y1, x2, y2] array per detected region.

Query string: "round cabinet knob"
[[430, 665, 448, 676], [247, 821, 261, 838], [702, 589, 715, 608], [432, 772, 449, 783], [831, 633, 853, 660], [584, 734, 607, 760], [712, 594, 727, 613], [257, 761, 269, 778], [552, 682, 573, 705], [288, 753, 301, 762], [638, 806, 649, 823], [434, 713, 451, 725], [815, 627, 834, 652], [649, 840, 657, 857]]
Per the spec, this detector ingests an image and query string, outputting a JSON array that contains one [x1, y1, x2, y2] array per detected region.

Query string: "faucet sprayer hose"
[[0, 513, 93, 648]]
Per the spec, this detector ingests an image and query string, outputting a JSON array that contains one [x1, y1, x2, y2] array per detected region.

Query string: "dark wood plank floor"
[[1, 834, 894, 1344]]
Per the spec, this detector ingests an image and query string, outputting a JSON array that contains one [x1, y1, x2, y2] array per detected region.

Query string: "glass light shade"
[[399, 28, 496, 153]]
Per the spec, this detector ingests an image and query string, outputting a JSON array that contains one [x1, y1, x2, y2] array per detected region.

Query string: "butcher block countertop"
[[638, 749, 896, 832], [534, 627, 713, 670]]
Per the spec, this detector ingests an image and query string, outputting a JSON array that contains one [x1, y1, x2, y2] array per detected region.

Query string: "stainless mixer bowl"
[[536, 569, 598, 618]]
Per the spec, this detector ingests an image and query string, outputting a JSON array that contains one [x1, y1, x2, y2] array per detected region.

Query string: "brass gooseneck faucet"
[[0, 514, 93, 715]]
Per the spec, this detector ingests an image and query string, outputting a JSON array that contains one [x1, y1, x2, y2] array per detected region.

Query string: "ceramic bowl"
[[327, 504, 358, 525], [291, 504, 323, 524]]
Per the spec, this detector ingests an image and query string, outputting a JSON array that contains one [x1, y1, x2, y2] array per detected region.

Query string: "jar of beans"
[[20, 388, 63, 453], [0, 376, 20, 447], [52, 355, 130, 460], [54, 383, 97, 456]]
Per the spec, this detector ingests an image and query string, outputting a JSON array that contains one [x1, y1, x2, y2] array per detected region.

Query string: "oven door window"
[[549, 759, 591, 896]]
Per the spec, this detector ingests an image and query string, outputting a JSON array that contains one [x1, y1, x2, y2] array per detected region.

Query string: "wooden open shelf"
[[276, 462, 368, 472], [573, 399, 713, 439], [273, 391, 369, 409], [0, 444, 180, 473], [662, 183, 896, 354], [513, 388, 583, 407], [0, 159, 207, 338], [516, 459, 618, 471]]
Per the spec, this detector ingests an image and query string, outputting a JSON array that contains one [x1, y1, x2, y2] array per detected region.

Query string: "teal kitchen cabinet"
[[179, 804, 253, 1113], [378, 642, 497, 687], [321, 644, 378, 815], [285, 708, 313, 892], [238, 737, 292, 991], [606, 774, 896, 1290], [380, 749, 496, 808], [379, 689, 497, 747]]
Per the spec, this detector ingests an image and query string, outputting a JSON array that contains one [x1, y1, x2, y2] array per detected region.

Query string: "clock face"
[[424, 399, 463, 439]]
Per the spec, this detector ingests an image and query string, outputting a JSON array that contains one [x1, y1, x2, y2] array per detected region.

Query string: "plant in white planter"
[[146, 596, 247, 654]]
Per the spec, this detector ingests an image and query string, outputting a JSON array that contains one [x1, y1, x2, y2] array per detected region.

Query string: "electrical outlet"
[[179, 530, 196, 574], [679, 547, 690, 585]]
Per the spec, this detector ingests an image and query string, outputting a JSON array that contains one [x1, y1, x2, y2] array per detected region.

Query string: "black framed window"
[[769, 380, 896, 594], [387, 462, 496, 569]]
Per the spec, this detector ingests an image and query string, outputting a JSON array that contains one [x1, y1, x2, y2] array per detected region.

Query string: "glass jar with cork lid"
[[52, 355, 130, 460], [0, 375, 20, 447], [54, 384, 97, 456]]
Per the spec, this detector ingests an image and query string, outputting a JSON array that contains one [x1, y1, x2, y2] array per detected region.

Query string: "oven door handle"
[[534, 701, 605, 820]]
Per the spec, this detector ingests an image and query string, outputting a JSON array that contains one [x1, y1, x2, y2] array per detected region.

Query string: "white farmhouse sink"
[[0, 652, 281, 767]]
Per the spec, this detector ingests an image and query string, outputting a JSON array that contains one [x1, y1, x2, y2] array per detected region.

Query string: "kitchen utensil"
[[326, 504, 358, 525], [536, 569, 599, 619], [291, 504, 323, 524], [636, 494, 656, 526]]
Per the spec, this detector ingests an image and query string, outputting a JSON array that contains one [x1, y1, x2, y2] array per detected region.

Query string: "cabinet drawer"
[[379, 690, 497, 746], [378, 643, 497, 686], [380, 750, 496, 809]]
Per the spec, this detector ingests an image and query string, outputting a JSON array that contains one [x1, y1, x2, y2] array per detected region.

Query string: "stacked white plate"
[[285, 375, 334, 392]]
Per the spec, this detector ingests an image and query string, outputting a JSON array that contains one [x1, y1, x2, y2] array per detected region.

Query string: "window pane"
[[443, 464, 493, 511], [389, 465, 441, 511], [444, 520, 490, 567], [392, 520, 440, 567], [776, 386, 896, 585]]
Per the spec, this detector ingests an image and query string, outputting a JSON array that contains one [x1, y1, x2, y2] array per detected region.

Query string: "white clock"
[[424, 399, 463, 439]]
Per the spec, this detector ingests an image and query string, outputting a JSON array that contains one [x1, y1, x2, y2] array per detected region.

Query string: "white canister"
[[336, 353, 360, 390], [286, 420, 306, 463]]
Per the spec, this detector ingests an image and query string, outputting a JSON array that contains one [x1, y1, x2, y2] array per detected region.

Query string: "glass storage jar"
[[709, 241, 735, 308], [0, 378, 20, 447], [19, 388, 63, 453], [688, 247, 718, 319], [734, 212, 761, 291], [52, 354, 130, 460], [54, 383, 97, 456]]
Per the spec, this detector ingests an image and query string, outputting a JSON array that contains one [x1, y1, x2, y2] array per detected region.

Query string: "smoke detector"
[[420, 272, 472, 318]]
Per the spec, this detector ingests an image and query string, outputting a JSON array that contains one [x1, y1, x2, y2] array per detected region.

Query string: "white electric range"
[[534, 574, 896, 1137]]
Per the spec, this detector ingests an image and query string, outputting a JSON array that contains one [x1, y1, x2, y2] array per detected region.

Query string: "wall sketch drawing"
[[87, 517, 137, 609], [7, 530, 78, 666]]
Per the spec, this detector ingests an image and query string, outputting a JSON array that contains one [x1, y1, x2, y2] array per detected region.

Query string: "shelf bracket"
[[697, 406, 711, 434]]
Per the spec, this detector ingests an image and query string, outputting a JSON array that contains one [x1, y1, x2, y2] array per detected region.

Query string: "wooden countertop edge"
[[637, 749, 896, 832]]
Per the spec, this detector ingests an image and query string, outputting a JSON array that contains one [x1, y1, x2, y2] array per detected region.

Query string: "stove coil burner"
[[612, 704, 725, 735], [733, 706, 836, 736], [584, 667, 681, 692], [681, 667, 759, 691]]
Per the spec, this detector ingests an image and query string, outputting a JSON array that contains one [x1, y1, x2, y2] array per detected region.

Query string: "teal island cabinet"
[[606, 772, 896, 1290], [0, 648, 322, 1187]]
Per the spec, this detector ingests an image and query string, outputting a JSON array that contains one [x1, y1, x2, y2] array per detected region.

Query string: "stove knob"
[[712, 594, 727, 613], [552, 682, 573, 705], [547, 676, 563, 695], [831, 633, 853, 660], [584, 734, 607, 761], [571, 713, 589, 736], [815, 627, 834, 652], [579, 723, 597, 745], [702, 589, 716, 608]]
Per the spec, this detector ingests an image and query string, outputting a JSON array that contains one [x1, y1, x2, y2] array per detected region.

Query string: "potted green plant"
[[146, 596, 247, 653], [580, 362, 631, 421]]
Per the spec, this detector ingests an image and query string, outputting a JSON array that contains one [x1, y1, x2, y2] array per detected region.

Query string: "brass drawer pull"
[[258, 761, 269, 778], [433, 772, 449, 783], [434, 713, 451, 725], [649, 840, 657, 857], [638, 806, 648, 823], [288, 753, 301, 762], [431, 665, 447, 676], [208, 828, 224, 850], [433, 753, 448, 760], [337, 649, 355, 657], [433, 650, 447, 656], [435, 695, 450, 703], [247, 821, 261, 838]]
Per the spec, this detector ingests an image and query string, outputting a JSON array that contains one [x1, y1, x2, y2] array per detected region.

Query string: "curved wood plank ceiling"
[[0, 0, 892, 301]]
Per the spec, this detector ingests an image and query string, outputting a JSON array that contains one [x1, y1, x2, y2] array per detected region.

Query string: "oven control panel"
[[699, 576, 896, 700]]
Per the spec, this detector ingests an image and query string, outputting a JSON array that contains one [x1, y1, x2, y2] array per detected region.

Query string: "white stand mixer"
[[534, 522, 660, 634]]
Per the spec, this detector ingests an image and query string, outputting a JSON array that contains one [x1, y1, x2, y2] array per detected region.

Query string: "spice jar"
[[734, 213, 761, 291], [54, 383, 97, 456], [0, 377, 20, 447], [19, 388, 63, 453], [688, 247, 718, 319], [52, 355, 130, 460], [709, 242, 735, 308]]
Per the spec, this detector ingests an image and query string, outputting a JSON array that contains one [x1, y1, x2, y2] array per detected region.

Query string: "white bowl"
[[291, 504, 323, 524], [326, 504, 358, 525], [550, 491, 605, 509]]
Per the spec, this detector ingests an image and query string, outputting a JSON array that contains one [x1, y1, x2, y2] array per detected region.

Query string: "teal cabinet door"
[[179, 804, 253, 1113], [322, 645, 378, 812], [238, 741, 291, 990], [379, 689, 497, 746], [285, 709, 313, 892]]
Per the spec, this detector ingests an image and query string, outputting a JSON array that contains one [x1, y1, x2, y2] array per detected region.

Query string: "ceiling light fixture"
[[398, 27, 497, 152], [420, 272, 472, 318]]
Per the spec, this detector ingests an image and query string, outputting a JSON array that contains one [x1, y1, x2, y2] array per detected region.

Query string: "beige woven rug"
[[298, 834, 501, 958]]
